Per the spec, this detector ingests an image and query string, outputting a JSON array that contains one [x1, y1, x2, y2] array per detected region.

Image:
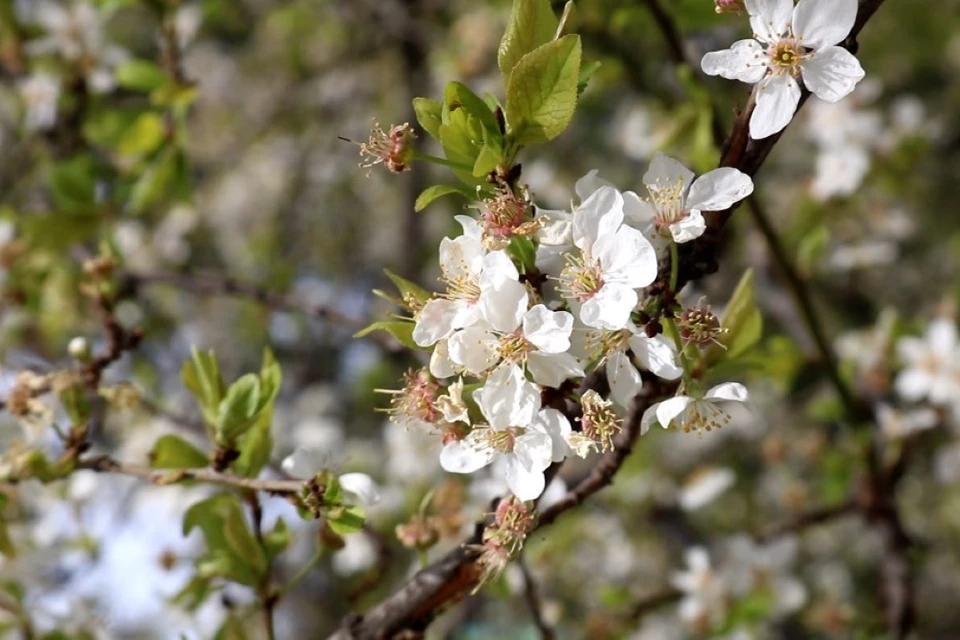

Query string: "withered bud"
[[678, 304, 724, 348], [359, 121, 416, 174]]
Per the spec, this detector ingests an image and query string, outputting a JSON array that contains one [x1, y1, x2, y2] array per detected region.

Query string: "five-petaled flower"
[[701, 0, 866, 139], [642, 383, 750, 435]]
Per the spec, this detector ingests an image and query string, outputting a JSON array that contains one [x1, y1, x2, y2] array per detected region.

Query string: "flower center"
[[559, 254, 605, 302], [498, 331, 531, 364], [586, 329, 632, 361], [682, 402, 732, 434], [378, 368, 440, 425], [578, 390, 622, 452], [481, 427, 524, 453], [443, 274, 481, 302], [647, 178, 688, 233], [768, 39, 803, 76]]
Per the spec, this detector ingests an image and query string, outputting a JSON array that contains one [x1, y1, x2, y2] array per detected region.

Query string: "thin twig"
[[76, 455, 306, 495], [757, 499, 859, 543], [518, 554, 554, 640], [247, 492, 278, 640]]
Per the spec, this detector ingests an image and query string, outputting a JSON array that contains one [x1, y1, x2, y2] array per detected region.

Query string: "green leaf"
[[443, 82, 501, 144], [149, 434, 209, 469], [384, 269, 433, 305], [263, 518, 291, 561], [184, 495, 265, 586], [353, 320, 419, 349], [129, 146, 179, 215], [703, 269, 763, 366], [413, 97, 443, 140], [117, 112, 167, 161], [472, 140, 502, 177], [222, 507, 267, 577], [326, 505, 366, 535], [508, 236, 537, 274], [414, 184, 475, 212], [505, 35, 582, 146], [0, 520, 15, 557], [214, 615, 250, 640], [48, 155, 98, 213], [115, 60, 170, 92], [215, 373, 261, 444], [577, 59, 601, 96], [498, 0, 559, 77], [59, 384, 90, 425], [232, 411, 272, 478], [182, 347, 225, 427], [438, 109, 487, 187]]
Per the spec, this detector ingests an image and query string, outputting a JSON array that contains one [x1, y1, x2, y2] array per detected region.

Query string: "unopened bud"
[[644, 320, 663, 338], [68, 336, 91, 361], [359, 120, 416, 174]]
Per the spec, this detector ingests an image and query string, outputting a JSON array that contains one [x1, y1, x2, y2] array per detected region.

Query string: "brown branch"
[[622, 587, 683, 624], [247, 492, 279, 640], [76, 455, 306, 495], [518, 554, 554, 640], [757, 499, 859, 543]]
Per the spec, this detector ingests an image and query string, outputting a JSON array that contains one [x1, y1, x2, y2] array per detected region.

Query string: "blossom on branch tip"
[[701, 0, 866, 139], [359, 120, 415, 173]]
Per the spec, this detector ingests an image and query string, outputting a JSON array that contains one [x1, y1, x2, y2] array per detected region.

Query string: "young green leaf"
[[498, 0, 560, 77], [414, 184, 475, 212], [115, 59, 170, 92], [149, 434, 209, 469], [215, 373, 262, 444], [326, 505, 366, 535], [413, 97, 443, 140], [384, 269, 433, 305], [506, 35, 582, 146], [702, 269, 764, 366], [353, 320, 419, 350], [182, 347, 225, 427]]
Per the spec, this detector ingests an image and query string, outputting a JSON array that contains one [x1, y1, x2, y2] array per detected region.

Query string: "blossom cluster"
[[376, 153, 755, 504]]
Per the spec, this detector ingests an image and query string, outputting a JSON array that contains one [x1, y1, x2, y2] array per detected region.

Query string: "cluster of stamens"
[[478, 426, 524, 453], [498, 331, 531, 364], [681, 403, 731, 434], [647, 178, 689, 233], [442, 272, 481, 303], [479, 187, 543, 248], [767, 38, 803, 77], [586, 329, 632, 362], [559, 253, 604, 302], [678, 303, 725, 348], [577, 390, 622, 452], [378, 368, 440, 426], [359, 120, 415, 174]]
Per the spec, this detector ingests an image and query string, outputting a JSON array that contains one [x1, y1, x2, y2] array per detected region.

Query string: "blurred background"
[[1, 0, 960, 637]]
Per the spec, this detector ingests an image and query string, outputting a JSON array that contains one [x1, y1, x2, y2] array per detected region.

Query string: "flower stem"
[[669, 241, 680, 294], [278, 547, 325, 599]]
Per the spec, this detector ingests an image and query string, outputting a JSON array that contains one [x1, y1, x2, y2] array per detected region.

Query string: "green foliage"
[[436, 81, 505, 186], [184, 494, 267, 586], [383, 269, 432, 307], [354, 320, 419, 349], [498, 0, 559, 77], [182, 347, 226, 428], [505, 35, 582, 146], [115, 60, 171, 93], [507, 236, 537, 274], [412, 97, 443, 140], [149, 435, 209, 469], [414, 184, 475, 212], [231, 349, 282, 478]]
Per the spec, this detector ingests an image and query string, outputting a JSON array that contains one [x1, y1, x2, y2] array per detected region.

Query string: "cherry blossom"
[[894, 317, 960, 405], [642, 383, 749, 434], [623, 153, 754, 244], [701, 0, 866, 139]]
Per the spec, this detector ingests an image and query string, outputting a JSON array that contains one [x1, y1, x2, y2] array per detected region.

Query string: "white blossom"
[[19, 72, 61, 132], [678, 467, 736, 511], [894, 317, 959, 405], [642, 383, 749, 434], [671, 547, 729, 630], [701, 0, 866, 139], [623, 153, 753, 245], [588, 325, 683, 407], [555, 186, 658, 330], [413, 218, 527, 348], [439, 366, 569, 501]]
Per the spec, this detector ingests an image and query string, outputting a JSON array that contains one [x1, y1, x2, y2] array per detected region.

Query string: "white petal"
[[535, 241, 572, 278], [929, 318, 958, 352], [339, 473, 381, 507], [608, 351, 643, 407], [413, 298, 460, 347], [475, 364, 540, 429], [579, 283, 638, 331], [280, 446, 324, 480], [440, 434, 495, 474], [574, 169, 614, 201], [701, 39, 769, 83], [640, 404, 660, 435], [515, 426, 556, 471], [440, 235, 484, 281], [479, 277, 528, 333], [669, 210, 707, 244], [429, 340, 457, 378], [643, 152, 695, 196], [480, 250, 520, 284], [656, 396, 694, 428], [594, 225, 659, 288], [745, 0, 793, 43], [631, 334, 684, 380], [572, 186, 624, 252], [621, 190, 657, 229], [750, 73, 801, 139], [894, 370, 933, 402], [801, 46, 865, 103], [527, 351, 584, 388], [535, 209, 573, 246], [523, 305, 573, 354], [536, 408, 572, 463], [454, 214, 483, 239], [504, 456, 546, 501], [686, 168, 755, 212], [793, 0, 857, 49], [448, 326, 500, 374], [705, 382, 749, 403]]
